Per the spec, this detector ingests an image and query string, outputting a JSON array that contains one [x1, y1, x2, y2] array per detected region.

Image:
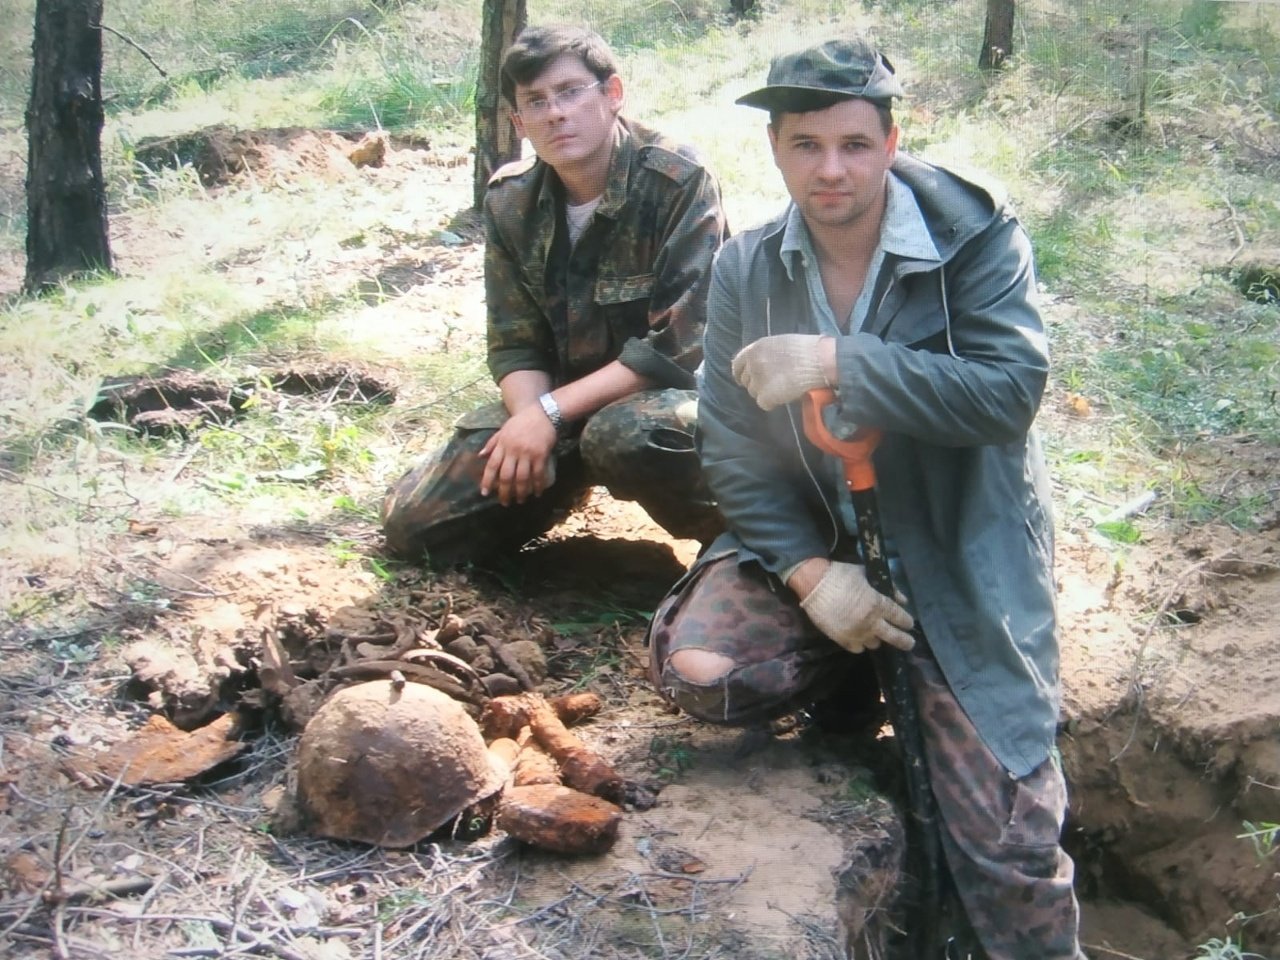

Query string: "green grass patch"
[[163, 302, 336, 370], [1091, 295, 1279, 442], [101, 0, 385, 112], [539, 0, 726, 56], [319, 54, 476, 132]]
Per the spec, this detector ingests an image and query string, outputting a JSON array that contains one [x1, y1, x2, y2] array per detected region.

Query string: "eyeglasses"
[[516, 80, 605, 119]]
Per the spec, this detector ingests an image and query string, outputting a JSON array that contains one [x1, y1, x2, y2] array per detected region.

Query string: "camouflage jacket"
[[482, 118, 728, 390]]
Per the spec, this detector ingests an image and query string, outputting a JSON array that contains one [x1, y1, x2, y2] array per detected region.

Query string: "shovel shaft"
[[802, 389, 946, 955]]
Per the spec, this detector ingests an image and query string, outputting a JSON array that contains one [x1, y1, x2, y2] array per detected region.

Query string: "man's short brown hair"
[[500, 25, 619, 109]]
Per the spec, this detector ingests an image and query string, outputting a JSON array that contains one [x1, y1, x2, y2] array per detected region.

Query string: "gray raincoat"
[[697, 153, 1058, 777]]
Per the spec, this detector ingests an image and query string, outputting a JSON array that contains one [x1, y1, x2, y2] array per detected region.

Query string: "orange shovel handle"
[[801, 389, 881, 493]]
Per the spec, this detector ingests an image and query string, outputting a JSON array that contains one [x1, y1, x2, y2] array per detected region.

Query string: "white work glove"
[[800, 561, 916, 655], [731, 334, 829, 411]]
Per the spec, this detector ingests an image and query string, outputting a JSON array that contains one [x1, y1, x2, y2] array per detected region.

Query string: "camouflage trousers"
[[648, 553, 1087, 960], [381, 388, 724, 566]]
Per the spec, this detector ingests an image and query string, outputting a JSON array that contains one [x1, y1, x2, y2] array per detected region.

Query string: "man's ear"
[[605, 73, 624, 114], [767, 122, 780, 166], [885, 122, 900, 161], [511, 109, 526, 140]]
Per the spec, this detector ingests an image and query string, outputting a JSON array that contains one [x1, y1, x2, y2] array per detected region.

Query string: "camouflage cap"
[[736, 37, 904, 111]]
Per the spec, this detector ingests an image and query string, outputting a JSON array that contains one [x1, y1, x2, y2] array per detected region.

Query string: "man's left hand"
[[731, 334, 832, 410]]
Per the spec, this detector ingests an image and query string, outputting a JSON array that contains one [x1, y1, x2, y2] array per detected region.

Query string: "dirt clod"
[[499, 639, 548, 686], [123, 638, 225, 729], [480, 673, 521, 698], [347, 132, 388, 169], [90, 370, 248, 436], [444, 636, 481, 663]]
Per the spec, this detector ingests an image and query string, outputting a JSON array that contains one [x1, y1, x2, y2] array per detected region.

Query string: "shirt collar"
[[778, 172, 940, 279], [597, 120, 633, 218]]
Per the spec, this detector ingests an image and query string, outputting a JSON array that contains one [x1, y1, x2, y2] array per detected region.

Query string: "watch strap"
[[538, 392, 565, 435]]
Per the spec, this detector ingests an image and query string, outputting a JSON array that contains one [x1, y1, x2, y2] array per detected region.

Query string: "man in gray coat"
[[647, 37, 1086, 960]]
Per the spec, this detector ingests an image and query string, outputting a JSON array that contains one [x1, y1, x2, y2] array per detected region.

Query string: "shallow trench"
[[1060, 709, 1280, 957]]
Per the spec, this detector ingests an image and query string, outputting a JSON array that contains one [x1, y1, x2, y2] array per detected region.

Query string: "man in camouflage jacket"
[[382, 25, 728, 565]]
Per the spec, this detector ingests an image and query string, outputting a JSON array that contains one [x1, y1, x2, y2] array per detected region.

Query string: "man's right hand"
[[479, 404, 558, 506], [797, 560, 916, 654]]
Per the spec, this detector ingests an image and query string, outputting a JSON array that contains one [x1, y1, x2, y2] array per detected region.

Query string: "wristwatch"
[[538, 392, 566, 436]]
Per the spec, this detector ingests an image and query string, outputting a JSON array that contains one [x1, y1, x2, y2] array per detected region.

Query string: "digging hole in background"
[[1058, 709, 1280, 957], [1228, 262, 1280, 305]]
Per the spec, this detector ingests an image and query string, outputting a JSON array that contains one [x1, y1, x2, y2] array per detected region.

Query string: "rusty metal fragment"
[[497, 784, 623, 855], [63, 713, 246, 787]]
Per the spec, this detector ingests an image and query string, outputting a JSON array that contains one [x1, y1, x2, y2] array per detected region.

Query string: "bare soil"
[[1, 132, 1278, 960]]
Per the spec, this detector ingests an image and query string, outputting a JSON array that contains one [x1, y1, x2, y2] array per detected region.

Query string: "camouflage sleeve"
[[616, 166, 728, 387], [484, 189, 555, 385]]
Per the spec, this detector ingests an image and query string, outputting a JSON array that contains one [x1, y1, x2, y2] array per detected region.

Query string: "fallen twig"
[[68, 907, 357, 960], [1221, 193, 1247, 263], [44, 875, 155, 905], [1082, 943, 1150, 960]]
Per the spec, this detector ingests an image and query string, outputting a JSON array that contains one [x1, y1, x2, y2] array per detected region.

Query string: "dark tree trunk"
[[473, 0, 527, 210], [978, 0, 1016, 72], [24, 0, 112, 294]]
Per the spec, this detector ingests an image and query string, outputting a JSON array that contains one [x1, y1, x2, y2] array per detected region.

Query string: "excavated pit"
[[1056, 530, 1280, 955]]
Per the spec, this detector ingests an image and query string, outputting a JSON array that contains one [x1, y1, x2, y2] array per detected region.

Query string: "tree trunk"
[[978, 0, 1016, 72], [473, 0, 527, 210], [24, 0, 113, 294]]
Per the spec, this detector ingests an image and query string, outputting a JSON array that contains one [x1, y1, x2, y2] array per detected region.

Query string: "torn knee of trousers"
[[667, 648, 735, 684], [659, 650, 734, 717]]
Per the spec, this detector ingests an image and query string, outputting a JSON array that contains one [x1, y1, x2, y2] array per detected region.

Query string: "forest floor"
[[1, 118, 1278, 960]]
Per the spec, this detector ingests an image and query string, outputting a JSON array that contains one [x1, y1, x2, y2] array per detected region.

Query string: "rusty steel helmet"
[[296, 680, 506, 847]]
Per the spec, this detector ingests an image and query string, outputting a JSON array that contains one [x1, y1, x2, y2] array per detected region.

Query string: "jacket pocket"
[[999, 774, 1062, 853], [593, 273, 656, 358]]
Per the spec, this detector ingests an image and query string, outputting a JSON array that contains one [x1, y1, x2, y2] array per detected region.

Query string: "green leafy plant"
[[367, 556, 398, 583], [838, 769, 879, 805], [1238, 821, 1280, 862], [46, 637, 101, 666], [549, 594, 650, 635], [561, 648, 624, 694], [1094, 520, 1142, 544], [332, 493, 380, 522], [328, 539, 362, 566], [1193, 937, 1264, 960], [649, 734, 694, 780], [376, 888, 429, 922]]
